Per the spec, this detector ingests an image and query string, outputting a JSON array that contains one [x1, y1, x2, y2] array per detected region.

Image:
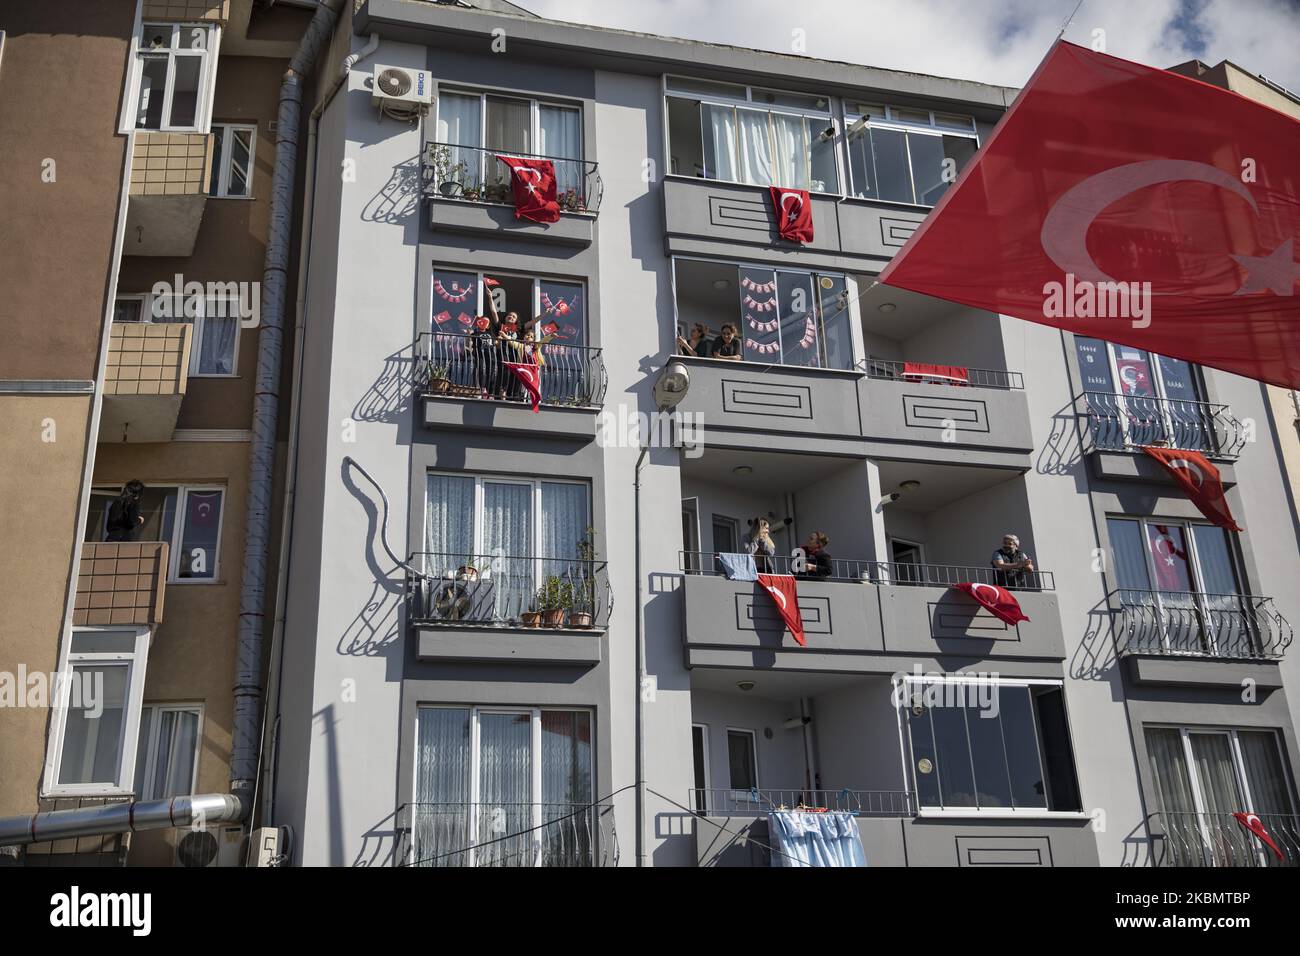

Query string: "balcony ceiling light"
[[899, 480, 922, 492], [878, 302, 898, 313], [712, 279, 731, 290], [737, 681, 756, 692], [732, 465, 753, 476]]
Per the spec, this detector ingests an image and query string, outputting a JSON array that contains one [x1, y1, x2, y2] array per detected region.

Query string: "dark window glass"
[[726, 731, 756, 790], [1034, 687, 1082, 811], [907, 697, 942, 808], [999, 686, 1048, 809], [931, 700, 976, 807], [965, 699, 1014, 808], [869, 127, 913, 203]]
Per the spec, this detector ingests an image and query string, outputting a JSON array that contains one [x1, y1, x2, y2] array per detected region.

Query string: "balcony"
[[73, 541, 169, 627], [403, 801, 618, 867], [1154, 811, 1299, 867], [422, 142, 601, 246], [1082, 391, 1245, 482], [679, 553, 1065, 669], [125, 132, 213, 257], [415, 332, 605, 440], [98, 324, 192, 443], [406, 553, 609, 666]]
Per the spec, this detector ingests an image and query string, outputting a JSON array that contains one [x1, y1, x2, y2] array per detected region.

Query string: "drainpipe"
[[633, 444, 649, 867]]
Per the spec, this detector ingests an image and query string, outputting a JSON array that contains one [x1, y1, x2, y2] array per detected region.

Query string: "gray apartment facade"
[[269, 0, 1300, 867]]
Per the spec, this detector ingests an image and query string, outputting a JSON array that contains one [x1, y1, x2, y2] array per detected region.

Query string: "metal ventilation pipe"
[[0, 794, 244, 847]]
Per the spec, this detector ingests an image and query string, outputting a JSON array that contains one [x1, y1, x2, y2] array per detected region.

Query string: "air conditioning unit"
[[371, 64, 433, 117], [174, 825, 245, 868]]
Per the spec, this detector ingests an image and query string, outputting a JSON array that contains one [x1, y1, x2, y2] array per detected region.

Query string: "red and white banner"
[[769, 186, 814, 244], [495, 155, 561, 224], [951, 582, 1030, 627], [1232, 811, 1286, 862], [902, 362, 969, 385], [878, 41, 1300, 389], [757, 573, 806, 646], [504, 361, 542, 412], [1141, 446, 1242, 531]]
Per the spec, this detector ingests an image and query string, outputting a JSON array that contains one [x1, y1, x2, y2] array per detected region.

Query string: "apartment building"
[[256, 0, 1300, 868], [0, 0, 325, 866]]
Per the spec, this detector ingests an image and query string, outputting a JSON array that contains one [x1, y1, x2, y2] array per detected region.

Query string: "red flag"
[[504, 361, 541, 412], [1148, 524, 1190, 591], [769, 186, 813, 244], [902, 362, 968, 385], [951, 582, 1030, 627], [756, 573, 805, 646], [1232, 812, 1285, 862], [495, 155, 561, 224], [878, 41, 1300, 389], [1141, 446, 1242, 531]]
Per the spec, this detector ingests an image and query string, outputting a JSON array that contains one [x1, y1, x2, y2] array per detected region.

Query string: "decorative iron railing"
[[423, 141, 603, 215], [404, 801, 618, 867], [415, 331, 606, 408], [1113, 589, 1291, 660], [690, 788, 915, 817], [679, 552, 1055, 591], [406, 552, 611, 629], [1154, 810, 1300, 867], [1082, 391, 1244, 459], [859, 357, 1024, 390]]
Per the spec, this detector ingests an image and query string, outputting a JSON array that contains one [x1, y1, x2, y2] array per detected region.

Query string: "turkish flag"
[[1141, 446, 1242, 531], [1232, 812, 1285, 862], [504, 361, 542, 412], [951, 582, 1030, 627], [878, 41, 1300, 389], [769, 187, 813, 244], [756, 573, 805, 646], [1148, 525, 1190, 591], [902, 362, 968, 385], [495, 155, 561, 224]]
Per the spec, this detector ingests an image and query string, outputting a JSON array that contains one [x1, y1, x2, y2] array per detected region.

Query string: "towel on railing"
[[717, 552, 757, 582], [767, 810, 866, 867]]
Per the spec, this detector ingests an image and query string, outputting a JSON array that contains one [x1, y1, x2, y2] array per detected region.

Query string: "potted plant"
[[567, 528, 597, 628], [520, 609, 542, 628], [429, 145, 468, 198], [536, 575, 573, 628], [426, 363, 451, 395]]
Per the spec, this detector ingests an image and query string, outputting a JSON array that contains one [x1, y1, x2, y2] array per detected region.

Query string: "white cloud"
[[518, 0, 1300, 92]]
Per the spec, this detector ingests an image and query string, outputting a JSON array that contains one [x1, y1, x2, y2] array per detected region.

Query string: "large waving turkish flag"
[[1141, 446, 1242, 531], [951, 582, 1030, 627], [878, 41, 1300, 389], [495, 155, 561, 224]]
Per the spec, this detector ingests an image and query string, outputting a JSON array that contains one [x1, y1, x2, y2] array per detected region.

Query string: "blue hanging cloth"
[[767, 810, 867, 867]]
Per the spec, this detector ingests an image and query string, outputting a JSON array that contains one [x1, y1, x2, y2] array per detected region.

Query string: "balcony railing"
[[1155, 810, 1300, 867], [416, 332, 607, 408], [1113, 589, 1292, 660], [1083, 391, 1244, 459], [679, 552, 1056, 591], [859, 357, 1024, 390], [406, 553, 611, 629], [405, 801, 618, 867], [690, 788, 915, 817], [423, 141, 603, 215]]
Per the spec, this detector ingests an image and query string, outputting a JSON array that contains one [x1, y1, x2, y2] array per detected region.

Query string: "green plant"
[[429, 145, 468, 189], [536, 575, 574, 612], [429, 363, 448, 380], [573, 527, 597, 612]]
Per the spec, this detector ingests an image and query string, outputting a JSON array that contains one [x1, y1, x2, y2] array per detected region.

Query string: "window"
[[209, 123, 255, 198], [45, 628, 150, 797], [431, 268, 587, 347], [86, 484, 225, 581], [128, 22, 219, 133], [672, 257, 854, 370], [412, 706, 595, 866], [900, 677, 1082, 813], [692, 724, 710, 814], [666, 77, 838, 192], [435, 89, 585, 202], [1075, 337, 1215, 452], [844, 104, 977, 206], [890, 537, 926, 585], [114, 292, 240, 376], [134, 704, 202, 800], [711, 515, 739, 555], [1146, 726, 1295, 866], [727, 728, 758, 791]]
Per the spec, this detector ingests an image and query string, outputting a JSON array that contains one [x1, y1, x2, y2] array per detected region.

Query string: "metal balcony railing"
[[690, 788, 916, 817], [405, 801, 618, 867], [679, 552, 1055, 591], [1082, 391, 1244, 459], [415, 332, 607, 408], [423, 141, 603, 215], [406, 553, 611, 628], [1113, 589, 1292, 660], [1155, 810, 1300, 867], [859, 357, 1024, 390]]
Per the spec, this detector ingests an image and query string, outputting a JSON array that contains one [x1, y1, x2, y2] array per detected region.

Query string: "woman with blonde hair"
[[744, 516, 777, 573]]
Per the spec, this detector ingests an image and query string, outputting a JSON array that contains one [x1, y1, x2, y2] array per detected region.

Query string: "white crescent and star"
[[969, 583, 1001, 604], [763, 583, 788, 610], [1166, 457, 1206, 491], [778, 191, 804, 223]]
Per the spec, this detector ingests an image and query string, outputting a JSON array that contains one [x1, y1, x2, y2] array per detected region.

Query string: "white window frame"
[[43, 626, 151, 798], [429, 266, 588, 344], [134, 702, 204, 800], [843, 103, 979, 208], [209, 122, 256, 199], [113, 291, 241, 377], [89, 483, 226, 584], [725, 726, 760, 797], [433, 85, 585, 183], [896, 675, 1088, 819], [1099, 341, 1207, 450], [120, 20, 222, 134], [410, 705, 595, 867], [663, 74, 842, 196]]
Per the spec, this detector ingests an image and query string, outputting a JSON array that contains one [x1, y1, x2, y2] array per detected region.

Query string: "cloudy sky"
[[520, 0, 1300, 92]]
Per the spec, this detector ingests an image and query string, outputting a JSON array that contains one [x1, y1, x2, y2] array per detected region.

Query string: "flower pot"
[[521, 611, 542, 628], [428, 377, 451, 395], [566, 611, 593, 629], [541, 609, 565, 628], [438, 181, 463, 198]]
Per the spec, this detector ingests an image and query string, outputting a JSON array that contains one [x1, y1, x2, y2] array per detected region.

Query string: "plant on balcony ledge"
[[557, 189, 586, 214], [567, 528, 597, 629], [537, 575, 575, 629], [429, 145, 468, 198], [426, 363, 451, 395]]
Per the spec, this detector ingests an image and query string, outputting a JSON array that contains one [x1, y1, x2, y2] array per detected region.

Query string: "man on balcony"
[[104, 480, 146, 542], [991, 533, 1034, 590]]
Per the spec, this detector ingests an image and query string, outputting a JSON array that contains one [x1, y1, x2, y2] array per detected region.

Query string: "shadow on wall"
[[352, 805, 409, 867], [1120, 818, 1157, 867], [1036, 400, 1087, 476], [353, 342, 419, 424], [362, 151, 423, 224], [1070, 603, 1119, 681], [337, 459, 404, 658]]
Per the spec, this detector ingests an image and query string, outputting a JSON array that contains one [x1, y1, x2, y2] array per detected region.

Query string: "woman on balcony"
[[744, 517, 777, 573], [104, 480, 146, 542]]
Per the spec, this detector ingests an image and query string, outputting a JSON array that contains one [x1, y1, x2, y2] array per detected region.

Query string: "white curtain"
[[436, 92, 484, 188], [1146, 728, 1197, 813], [484, 481, 533, 617], [477, 712, 533, 866], [199, 314, 237, 375], [736, 108, 774, 185], [1239, 732, 1291, 815], [540, 482, 589, 612], [770, 113, 809, 189], [414, 708, 471, 867], [156, 709, 199, 797], [539, 104, 582, 198], [541, 711, 594, 864], [425, 475, 475, 569], [702, 104, 738, 182]]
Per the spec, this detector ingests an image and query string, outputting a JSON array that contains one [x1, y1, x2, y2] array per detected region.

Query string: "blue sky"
[[520, 0, 1300, 92]]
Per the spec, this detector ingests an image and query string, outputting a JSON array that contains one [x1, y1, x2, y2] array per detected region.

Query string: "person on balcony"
[[676, 323, 713, 358], [468, 314, 498, 399], [744, 517, 777, 573], [104, 480, 146, 542], [712, 324, 743, 361], [799, 531, 833, 578], [991, 533, 1035, 589]]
